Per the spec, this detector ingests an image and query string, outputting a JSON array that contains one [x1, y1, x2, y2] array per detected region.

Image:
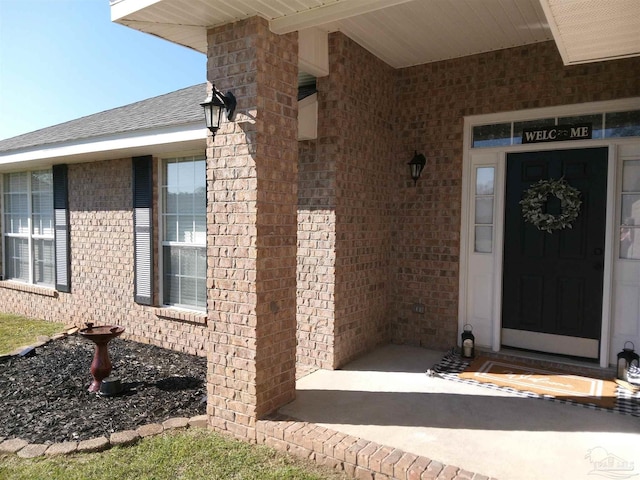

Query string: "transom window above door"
[[472, 109, 640, 148]]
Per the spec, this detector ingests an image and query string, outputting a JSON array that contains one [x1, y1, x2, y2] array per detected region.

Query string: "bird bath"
[[79, 323, 125, 393]]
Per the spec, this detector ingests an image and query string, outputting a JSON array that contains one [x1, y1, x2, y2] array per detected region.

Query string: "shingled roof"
[[0, 83, 206, 154]]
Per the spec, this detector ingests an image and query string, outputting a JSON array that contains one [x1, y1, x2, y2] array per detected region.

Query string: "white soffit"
[[539, 0, 640, 65], [111, 0, 553, 68]]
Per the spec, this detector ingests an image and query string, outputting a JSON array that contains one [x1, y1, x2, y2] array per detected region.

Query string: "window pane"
[[513, 118, 556, 145], [621, 194, 640, 225], [195, 278, 206, 309], [558, 114, 603, 139], [5, 172, 28, 192], [163, 246, 206, 309], [4, 210, 29, 234], [164, 215, 178, 242], [4, 190, 29, 234], [176, 160, 195, 189], [34, 239, 55, 286], [181, 277, 197, 307], [32, 193, 54, 236], [179, 248, 196, 275], [472, 123, 511, 148], [5, 237, 29, 282], [476, 167, 494, 195], [605, 110, 640, 138], [178, 215, 195, 242], [194, 187, 206, 214], [474, 226, 493, 253], [620, 227, 640, 259], [622, 160, 640, 193], [163, 156, 206, 247], [475, 197, 494, 224]]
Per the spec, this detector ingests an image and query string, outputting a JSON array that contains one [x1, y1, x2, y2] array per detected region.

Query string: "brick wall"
[[296, 33, 396, 370], [205, 17, 298, 439], [328, 34, 396, 367], [392, 40, 640, 349], [0, 158, 210, 356], [297, 139, 336, 372]]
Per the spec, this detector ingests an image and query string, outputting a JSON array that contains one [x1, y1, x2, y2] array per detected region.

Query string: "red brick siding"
[[392, 41, 640, 348], [322, 33, 396, 368], [297, 139, 336, 372], [205, 17, 298, 439], [0, 158, 210, 356]]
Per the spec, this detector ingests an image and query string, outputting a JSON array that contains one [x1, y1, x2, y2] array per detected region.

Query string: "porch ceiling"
[[110, 0, 640, 68]]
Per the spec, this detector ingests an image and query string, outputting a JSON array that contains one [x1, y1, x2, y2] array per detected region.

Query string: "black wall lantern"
[[408, 151, 426, 186], [617, 341, 640, 381], [201, 84, 236, 136], [461, 324, 475, 359]]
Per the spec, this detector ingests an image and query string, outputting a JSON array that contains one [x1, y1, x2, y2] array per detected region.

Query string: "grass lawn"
[[0, 429, 348, 480], [0, 313, 66, 355]]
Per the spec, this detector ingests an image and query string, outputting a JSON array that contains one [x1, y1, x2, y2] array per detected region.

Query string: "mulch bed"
[[0, 335, 207, 443]]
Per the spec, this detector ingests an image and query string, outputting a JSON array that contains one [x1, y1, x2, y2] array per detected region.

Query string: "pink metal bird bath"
[[79, 323, 125, 393]]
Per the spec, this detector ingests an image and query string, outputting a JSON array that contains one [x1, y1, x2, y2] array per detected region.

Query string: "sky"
[[0, 0, 206, 140]]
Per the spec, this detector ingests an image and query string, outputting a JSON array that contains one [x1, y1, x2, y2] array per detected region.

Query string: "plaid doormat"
[[427, 350, 640, 417]]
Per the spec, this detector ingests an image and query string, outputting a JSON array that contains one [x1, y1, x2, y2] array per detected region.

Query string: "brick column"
[[205, 17, 298, 440]]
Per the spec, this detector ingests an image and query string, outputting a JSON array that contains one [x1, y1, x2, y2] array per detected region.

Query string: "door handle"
[[593, 248, 603, 255]]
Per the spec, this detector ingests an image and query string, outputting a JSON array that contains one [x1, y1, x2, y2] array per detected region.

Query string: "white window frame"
[[158, 153, 207, 311], [2, 169, 55, 287]]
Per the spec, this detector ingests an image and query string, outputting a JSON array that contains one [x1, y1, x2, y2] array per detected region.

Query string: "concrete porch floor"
[[279, 345, 640, 480]]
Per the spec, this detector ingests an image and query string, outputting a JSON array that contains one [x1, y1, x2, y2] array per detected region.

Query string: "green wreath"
[[520, 178, 582, 233]]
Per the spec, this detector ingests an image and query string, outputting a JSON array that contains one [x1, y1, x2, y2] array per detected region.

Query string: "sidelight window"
[[620, 159, 640, 260], [474, 167, 495, 253]]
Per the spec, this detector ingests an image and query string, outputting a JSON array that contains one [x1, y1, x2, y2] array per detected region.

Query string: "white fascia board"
[[270, 0, 414, 34], [110, 0, 162, 21], [0, 123, 206, 171]]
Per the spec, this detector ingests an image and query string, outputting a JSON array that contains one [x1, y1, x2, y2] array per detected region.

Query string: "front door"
[[502, 148, 608, 359]]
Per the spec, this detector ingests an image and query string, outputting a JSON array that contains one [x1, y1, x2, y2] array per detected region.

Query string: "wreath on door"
[[520, 178, 582, 233]]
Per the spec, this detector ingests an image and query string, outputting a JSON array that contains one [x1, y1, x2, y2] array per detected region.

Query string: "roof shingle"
[[0, 83, 206, 154]]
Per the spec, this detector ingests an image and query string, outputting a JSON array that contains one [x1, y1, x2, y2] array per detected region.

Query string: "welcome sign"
[[522, 123, 592, 144]]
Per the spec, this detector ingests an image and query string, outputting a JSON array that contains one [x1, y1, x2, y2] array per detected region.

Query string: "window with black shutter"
[[132, 155, 153, 305], [52, 165, 70, 292]]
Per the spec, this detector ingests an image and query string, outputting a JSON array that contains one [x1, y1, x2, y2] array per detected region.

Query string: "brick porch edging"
[[0, 415, 208, 459], [256, 414, 496, 480], [0, 414, 494, 480]]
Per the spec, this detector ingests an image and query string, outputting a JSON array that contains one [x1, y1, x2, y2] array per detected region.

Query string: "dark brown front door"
[[502, 147, 608, 359]]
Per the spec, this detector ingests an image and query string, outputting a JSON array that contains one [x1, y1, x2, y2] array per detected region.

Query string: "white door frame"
[[459, 98, 640, 368]]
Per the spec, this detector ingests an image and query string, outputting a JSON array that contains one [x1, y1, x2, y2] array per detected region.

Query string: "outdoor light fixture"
[[408, 151, 426, 186], [200, 84, 236, 136], [461, 324, 475, 359], [617, 341, 639, 381]]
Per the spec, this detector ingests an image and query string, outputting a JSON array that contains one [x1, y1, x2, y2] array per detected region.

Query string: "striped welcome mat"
[[430, 351, 639, 416], [460, 356, 617, 409]]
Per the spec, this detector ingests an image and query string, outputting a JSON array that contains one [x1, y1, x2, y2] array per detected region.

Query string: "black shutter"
[[133, 156, 153, 305], [53, 165, 71, 293]]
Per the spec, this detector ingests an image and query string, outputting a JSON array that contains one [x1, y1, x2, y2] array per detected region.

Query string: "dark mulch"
[[0, 334, 207, 444]]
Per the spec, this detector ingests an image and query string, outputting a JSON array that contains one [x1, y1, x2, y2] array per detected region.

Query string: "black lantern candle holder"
[[617, 341, 640, 381], [461, 324, 475, 359]]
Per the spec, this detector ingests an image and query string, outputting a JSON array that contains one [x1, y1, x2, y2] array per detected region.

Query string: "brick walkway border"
[[256, 414, 496, 480], [0, 412, 495, 479], [0, 415, 207, 458]]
